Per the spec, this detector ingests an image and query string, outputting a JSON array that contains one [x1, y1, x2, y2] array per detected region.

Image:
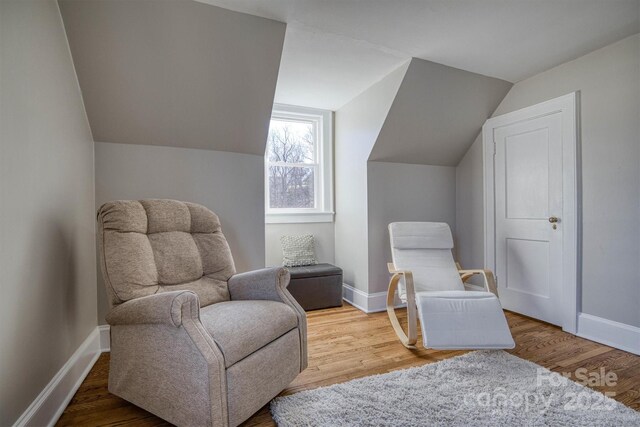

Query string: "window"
[[265, 104, 333, 223]]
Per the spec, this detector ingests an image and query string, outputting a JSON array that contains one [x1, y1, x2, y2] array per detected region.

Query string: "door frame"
[[482, 92, 580, 334]]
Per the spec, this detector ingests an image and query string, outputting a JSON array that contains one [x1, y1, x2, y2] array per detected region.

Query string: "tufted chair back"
[[97, 199, 236, 308]]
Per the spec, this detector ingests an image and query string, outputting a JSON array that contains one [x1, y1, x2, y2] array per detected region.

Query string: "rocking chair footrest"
[[416, 291, 515, 349]]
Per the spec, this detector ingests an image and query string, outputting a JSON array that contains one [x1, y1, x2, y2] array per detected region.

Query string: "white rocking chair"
[[387, 222, 515, 350]]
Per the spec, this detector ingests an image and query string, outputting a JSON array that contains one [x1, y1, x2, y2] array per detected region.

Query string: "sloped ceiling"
[[336, 61, 410, 163], [199, 0, 639, 110], [368, 58, 512, 166], [58, 0, 285, 155], [274, 25, 406, 111]]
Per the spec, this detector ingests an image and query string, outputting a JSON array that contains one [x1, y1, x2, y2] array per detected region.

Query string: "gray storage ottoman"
[[286, 263, 343, 311]]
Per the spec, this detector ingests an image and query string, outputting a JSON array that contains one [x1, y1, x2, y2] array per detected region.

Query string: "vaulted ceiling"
[[199, 0, 640, 110], [59, 0, 639, 164]]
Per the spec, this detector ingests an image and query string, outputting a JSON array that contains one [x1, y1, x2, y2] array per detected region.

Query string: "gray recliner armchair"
[[97, 199, 307, 427]]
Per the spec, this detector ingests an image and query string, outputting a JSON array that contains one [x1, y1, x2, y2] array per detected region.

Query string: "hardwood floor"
[[57, 304, 640, 426]]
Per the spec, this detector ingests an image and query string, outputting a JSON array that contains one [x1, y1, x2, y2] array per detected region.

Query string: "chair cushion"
[[200, 300, 298, 367], [389, 222, 464, 297], [415, 290, 515, 349], [389, 222, 454, 249], [393, 249, 465, 299]]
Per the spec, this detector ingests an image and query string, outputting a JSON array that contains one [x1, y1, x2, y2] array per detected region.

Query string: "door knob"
[[548, 216, 559, 223]]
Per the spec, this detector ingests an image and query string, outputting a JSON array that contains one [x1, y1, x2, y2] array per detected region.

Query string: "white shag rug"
[[271, 351, 640, 426]]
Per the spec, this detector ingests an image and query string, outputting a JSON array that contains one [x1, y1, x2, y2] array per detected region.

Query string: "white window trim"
[[265, 104, 334, 224]]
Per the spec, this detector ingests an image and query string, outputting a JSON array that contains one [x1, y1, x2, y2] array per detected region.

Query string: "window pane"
[[268, 166, 315, 208], [266, 119, 315, 164]]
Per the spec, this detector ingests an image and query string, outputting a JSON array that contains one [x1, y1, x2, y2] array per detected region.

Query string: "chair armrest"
[[227, 267, 292, 302], [106, 291, 228, 425], [387, 262, 415, 297], [458, 269, 498, 296], [228, 267, 308, 371], [105, 291, 200, 328]]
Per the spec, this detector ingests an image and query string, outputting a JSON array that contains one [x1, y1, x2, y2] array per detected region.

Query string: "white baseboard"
[[13, 327, 103, 427], [342, 283, 405, 313], [577, 313, 640, 355]]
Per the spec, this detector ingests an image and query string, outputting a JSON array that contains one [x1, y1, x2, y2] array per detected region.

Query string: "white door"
[[484, 93, 578, 332], [493, 113, 564, 325]]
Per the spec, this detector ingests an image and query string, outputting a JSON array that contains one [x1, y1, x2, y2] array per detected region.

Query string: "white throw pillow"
[[281, 234, 317, 267]]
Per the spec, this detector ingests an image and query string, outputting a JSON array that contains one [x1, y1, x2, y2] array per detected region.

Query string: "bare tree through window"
[[266, 119, 317, 209]]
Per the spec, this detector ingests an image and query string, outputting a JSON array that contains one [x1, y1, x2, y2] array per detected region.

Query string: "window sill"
[[265, 211, 334, 224]]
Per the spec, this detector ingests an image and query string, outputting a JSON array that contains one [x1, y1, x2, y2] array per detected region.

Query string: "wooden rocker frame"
[[386, 262, 498, 349]]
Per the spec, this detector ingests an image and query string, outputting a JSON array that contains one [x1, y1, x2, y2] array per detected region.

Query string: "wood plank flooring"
[[57, 304, 640, 426]]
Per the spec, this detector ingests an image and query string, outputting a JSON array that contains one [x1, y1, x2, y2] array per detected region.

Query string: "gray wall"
[[0, 1, 97, 424], [265, 223, 335, 266], [58, 0, 285, 155], [369, 58, 512, 166], [334, 63, 409, 292], [367, 162, 457, 293], [456, 34, 640, 327], [95, 142, 265, 324], [455, 132, 485, 286]]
